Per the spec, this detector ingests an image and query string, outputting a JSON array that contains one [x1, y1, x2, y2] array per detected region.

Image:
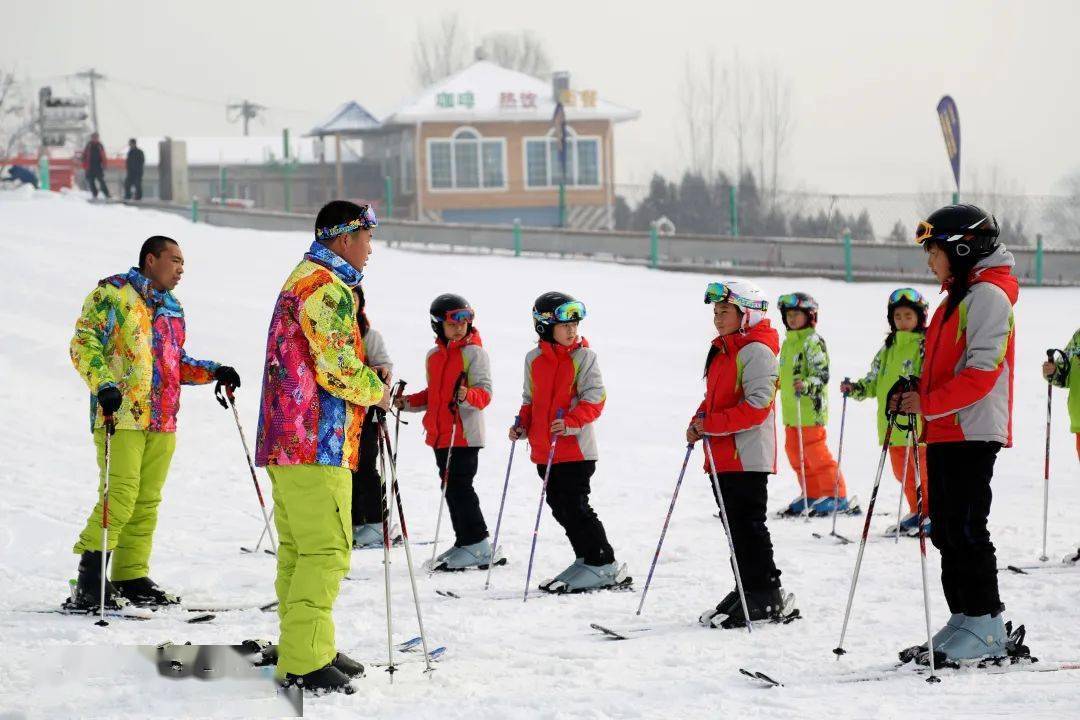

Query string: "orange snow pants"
[[888, 445, 930, 515], [784, 425, 847, 499]]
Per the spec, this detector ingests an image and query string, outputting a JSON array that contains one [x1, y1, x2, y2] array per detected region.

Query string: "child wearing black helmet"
[[841, 288, 929, 537], [509, 291, 628, 593], [394, 293, 495, 571]]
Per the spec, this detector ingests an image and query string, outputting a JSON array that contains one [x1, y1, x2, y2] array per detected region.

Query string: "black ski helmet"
[[429, 293, 473, 340], [915, 204, 1000, 267], [886, 287, 928, 332], [532, 290, 581, 342], [777, 292, 818, 329]]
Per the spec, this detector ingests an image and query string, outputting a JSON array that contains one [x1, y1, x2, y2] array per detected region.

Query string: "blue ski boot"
[[933, 613, 1007, 664], [898, 612, 964, 663], [539, 558, 583, 591], [547, 562, 630, 594], [809, 496, 856, 517], [778, 496, 819, 517], [434, 539, 495, 571], [352, 523, 382, 549]]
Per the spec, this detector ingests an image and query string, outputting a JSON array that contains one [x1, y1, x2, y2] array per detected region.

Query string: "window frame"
[[522, 127, 604, 190], [425, 126, 508, 193]]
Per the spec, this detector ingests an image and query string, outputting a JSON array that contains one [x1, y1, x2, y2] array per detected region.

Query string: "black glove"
[[214, 365, 241, 388], [97, 386, 122, 415]]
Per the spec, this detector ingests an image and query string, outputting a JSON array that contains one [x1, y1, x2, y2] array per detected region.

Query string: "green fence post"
[[384, 175, 394, 219], [220, 166, 227, 203], [191, 198, 199, 223], [37, 154, 50, 191], [558, 183, 567, 228], [513, 219, 522, 257], [952, 191, 960, 205], [843, 229, 853, 282], [649, 222, 659, 269], [729, 185, 739, 237], [1035, 233, 1044, 286]]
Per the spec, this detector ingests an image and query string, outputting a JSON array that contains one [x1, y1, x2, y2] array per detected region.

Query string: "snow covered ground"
[[1, 188, 1078, 718]]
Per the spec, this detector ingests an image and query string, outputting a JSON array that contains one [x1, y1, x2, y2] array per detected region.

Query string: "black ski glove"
[[214, 365, 241, 389], [97, 386, 122, 415]]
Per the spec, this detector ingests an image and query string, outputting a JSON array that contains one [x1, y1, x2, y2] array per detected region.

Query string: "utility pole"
[[227, 100, 265, 136], [75, 68, 106, 133]]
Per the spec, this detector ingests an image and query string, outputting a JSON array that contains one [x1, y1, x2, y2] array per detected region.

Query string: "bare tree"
[[759, 63, 793, 203], [412, 13, 470, 88], [0, 70, 37, 157], [677, 51, 725, 182], [478, 31, 552, 77], [727, 52, 756, 182]]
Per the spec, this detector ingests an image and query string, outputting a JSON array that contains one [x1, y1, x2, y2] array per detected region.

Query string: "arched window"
[[524, 127, 602, 189], [428, 126, 506, 191]]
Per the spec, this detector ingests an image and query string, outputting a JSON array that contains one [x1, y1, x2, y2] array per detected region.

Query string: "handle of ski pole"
[[214, 381, 237, 409], [103, 414, 116, 436], [688, 411, 705, 448], [840, 376, 852, 398], [449, 372, 467, 412]]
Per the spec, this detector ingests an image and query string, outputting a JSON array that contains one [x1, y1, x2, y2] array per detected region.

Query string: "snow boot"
[[1063, 546, 1080, 565], [113, 577, 181, 607], [931, 613, 1007, 664], [809, 496, 858, 517], [254, 647, 363, 679], [66, 551, 125, 611], [700, 587, 799, 629], [778, 496, 819, 517], [884, 512, 922, 537], [352, 523, 383, 549], [546, 561, 630, 594], [539, 558, 583, 591], [898, 612, 964, 663], [282, 662, 355, 695], [430, 539, 498, 571]]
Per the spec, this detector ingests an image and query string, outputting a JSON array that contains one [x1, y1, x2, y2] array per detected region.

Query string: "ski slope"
[[1, 188, 1078, 718]]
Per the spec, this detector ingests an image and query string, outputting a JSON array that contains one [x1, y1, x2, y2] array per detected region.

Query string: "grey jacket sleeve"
[[363, 328, 393, 374], [460, 344, 493, 410]]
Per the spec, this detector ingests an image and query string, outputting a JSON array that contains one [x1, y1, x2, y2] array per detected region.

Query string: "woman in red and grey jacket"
[[895, 204, 1018, 665], [509, 291, 625, 593], [395, 293, 493, 571], [691, 280, 795, 630]]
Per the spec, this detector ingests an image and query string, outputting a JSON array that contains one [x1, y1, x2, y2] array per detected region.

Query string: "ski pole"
[[794, 389, 810, 522], [1040, 349, 1060, 562], [637, 438, 696, 616], [833, 412, 898, 658], [484, 414, 520, 592], [377, 414, 434, 674], [242, 509, 274, 555], [392, 379, 408, 467], [378, 414, 399, 677], [216, 384, 277, 555], [893, 443, 910, 544], [828, 386, 850, 540], [523, 409, 564, 603], [96, 414, 115, 627], [429, 372, 467, 572], [909, 413, 940, 684], [703, 430, 753, 634]]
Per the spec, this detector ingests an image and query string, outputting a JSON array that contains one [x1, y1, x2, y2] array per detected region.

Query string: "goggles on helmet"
[[704, 282, 768, 311], [888, 287, 926, 307], [433, 307, 475, 324], [533, 300, 587, 325]]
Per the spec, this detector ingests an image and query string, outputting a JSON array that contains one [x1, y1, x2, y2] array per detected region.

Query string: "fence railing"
[[129, 199, 1080, 286]]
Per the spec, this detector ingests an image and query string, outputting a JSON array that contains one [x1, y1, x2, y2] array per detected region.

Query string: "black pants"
[[927, 442, 1002, 616], [87, 171, 109, 198], [538, 461, 614, 566], [435, 446, 487, 546], [709, 472, 781, 591], [124, 174, 143, 200], [351, 408, 383, 526]]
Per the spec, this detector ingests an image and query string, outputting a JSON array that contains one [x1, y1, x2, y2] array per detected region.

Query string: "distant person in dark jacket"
[[82, 132, 110, 199], [124, 139, 145, 201], [3, 165, 39, 188]]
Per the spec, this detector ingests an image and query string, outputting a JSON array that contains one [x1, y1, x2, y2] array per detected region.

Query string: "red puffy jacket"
[[403, 329, 492, 448]]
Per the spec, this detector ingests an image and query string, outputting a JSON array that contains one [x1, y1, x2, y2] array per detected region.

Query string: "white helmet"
[[704, 279, 769, 329]]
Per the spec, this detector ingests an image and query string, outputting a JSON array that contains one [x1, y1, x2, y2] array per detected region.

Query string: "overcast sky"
[[6, 0, 1078, 196]]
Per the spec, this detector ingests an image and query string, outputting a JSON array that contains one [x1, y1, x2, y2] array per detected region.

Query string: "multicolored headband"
[[316, 205, 379, 241]]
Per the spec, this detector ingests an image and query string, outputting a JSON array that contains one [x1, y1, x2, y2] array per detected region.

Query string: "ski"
[[739, 668, 783, 687], [589, 622, 655, 640], [1003, 563, 1080, 575], [811, 530, 853, 545], [371, 646, 446, 666], [184, 600, 279, 613], [437, 577, 633, 602], [240, 546, 276, 556], [423, 556, 508, 573], [32, 606, 216, 624]]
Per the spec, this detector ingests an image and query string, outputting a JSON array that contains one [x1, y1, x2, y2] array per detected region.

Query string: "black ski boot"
[[283, 663, 356, 695], [64, 551, 125, 611], [700, 588, 800, 629], [113, 577, 181, 607], [255, 646, 364, 679]]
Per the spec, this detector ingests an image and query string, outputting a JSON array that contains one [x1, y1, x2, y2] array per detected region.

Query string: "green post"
[[191, 197, 199, 223], [843, 229, 853, 282], [952, 190, 960, 204], [1035, 233, 1044, 286], [37, 154, 50, 191], [513, 219, 522, 257], [220, 166, 227, 202], [283, 129, 292, 213], [729, 185, 739, 236], [558, 183, 566, 228], [649, 222, 659, 269], [384, 175, 394, 218]]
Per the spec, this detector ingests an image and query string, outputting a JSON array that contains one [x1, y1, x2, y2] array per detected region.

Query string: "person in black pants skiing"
[[82, 132, 110, 199], [895, 204, 1018, 664], [690, 280, 797, 629], [124, 139, 145, 200]]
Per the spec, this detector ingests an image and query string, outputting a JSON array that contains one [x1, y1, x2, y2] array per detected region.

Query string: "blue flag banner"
[[936, 95, 961, 191]]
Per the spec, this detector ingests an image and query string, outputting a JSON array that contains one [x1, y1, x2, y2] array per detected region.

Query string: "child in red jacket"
[[509, 291, 627, 593], [691, 281, 797, 629], [395, 293, 493, 571]]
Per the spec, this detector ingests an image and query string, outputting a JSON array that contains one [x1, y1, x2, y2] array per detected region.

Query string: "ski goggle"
[[433, 308, 475, 324], [704, 282, 767, 311], [533, 300, 587, 325], [777, 293, 814, 311], [315, 205, 379, 241], [888, 287, 926, 307], [914, 217, 996, 245], [914, 220, 935, 245]]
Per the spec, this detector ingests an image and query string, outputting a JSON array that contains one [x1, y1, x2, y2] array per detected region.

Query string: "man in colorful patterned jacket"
[[69, 235, 238, 610], [255, 200, 390, 694]]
